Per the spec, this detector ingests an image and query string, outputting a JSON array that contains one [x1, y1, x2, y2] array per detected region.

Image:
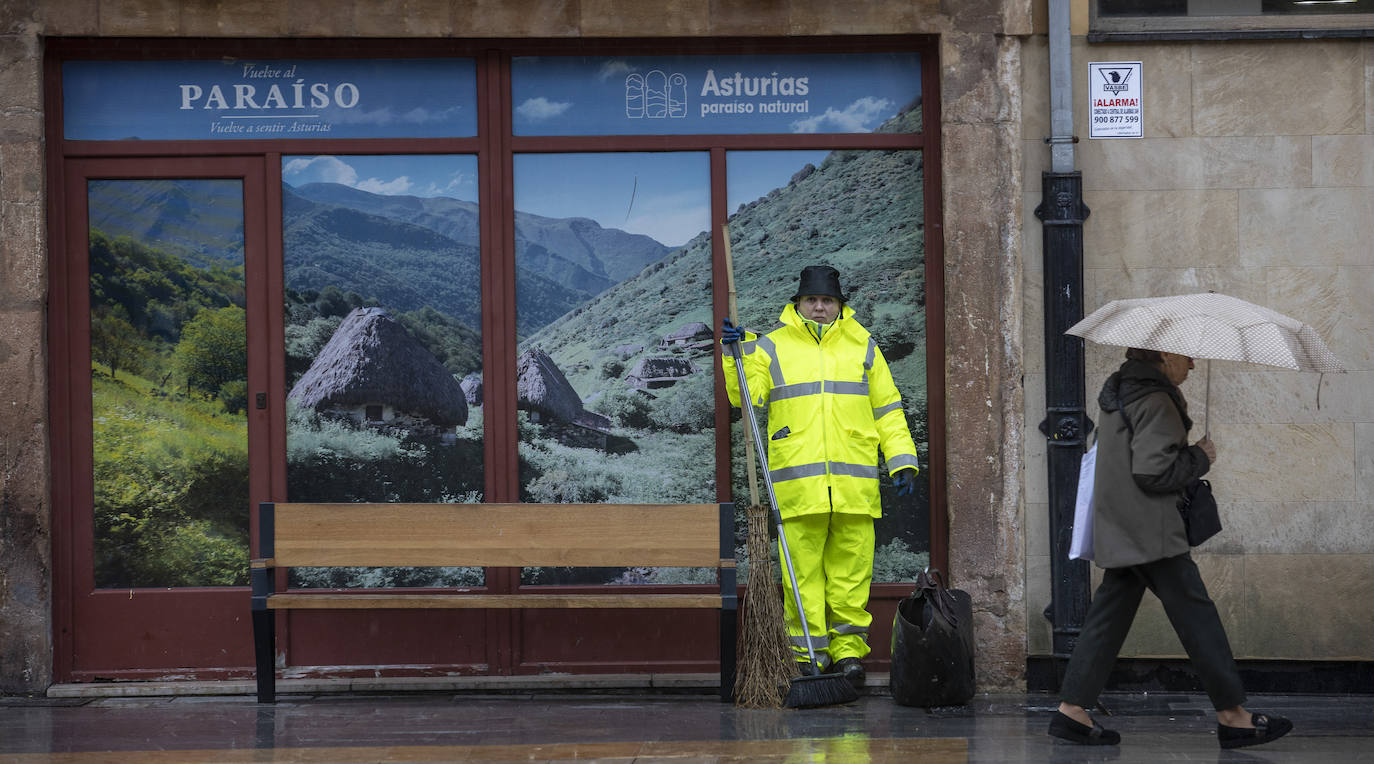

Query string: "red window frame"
[[45, 36, 945, 681]]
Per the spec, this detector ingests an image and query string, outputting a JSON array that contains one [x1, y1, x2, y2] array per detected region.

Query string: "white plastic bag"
[[1069, 442, 1096, 561]]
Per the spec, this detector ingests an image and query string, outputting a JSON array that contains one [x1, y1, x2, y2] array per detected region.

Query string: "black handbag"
[[1178, 478, 1222, 546], [889, 569, 975, 707]]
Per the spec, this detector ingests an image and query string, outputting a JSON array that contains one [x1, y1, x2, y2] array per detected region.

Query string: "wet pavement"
[[1, 684, 1371, 762]]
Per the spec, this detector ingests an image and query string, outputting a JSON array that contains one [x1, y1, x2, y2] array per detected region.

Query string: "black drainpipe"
[[1035, 176, 1091, 658], [1035, 0, 1092, 662]]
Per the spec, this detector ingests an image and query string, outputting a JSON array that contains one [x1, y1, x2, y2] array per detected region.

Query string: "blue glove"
[[720, 317, 746, 345], [893, 468, 916, 497]]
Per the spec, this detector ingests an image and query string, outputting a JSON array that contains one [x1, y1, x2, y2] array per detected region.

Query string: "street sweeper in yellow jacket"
[[721, 265, 919, 689]]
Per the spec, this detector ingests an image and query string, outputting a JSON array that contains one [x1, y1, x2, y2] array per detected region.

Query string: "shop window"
[[52, 39, 939, 682], [513, 151, 715, 586], [63, 58, 477, 141], [281, 153, 485, 589], [510, 52, 930, 586], [89, 178, 249, 588], [61, 45, 932, 595], [727, 149, 930, 582], [512, 52, 922, 136]]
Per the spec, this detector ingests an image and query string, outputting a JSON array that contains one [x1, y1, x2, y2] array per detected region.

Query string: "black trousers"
[[1060, 552, 1247, 711]]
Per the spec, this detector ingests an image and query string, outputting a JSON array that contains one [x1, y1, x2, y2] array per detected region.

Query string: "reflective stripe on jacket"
[[723, 303, 919, 519]]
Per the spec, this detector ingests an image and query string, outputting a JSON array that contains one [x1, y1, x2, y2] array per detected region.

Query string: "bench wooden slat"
[[252, 501, 738, 704], [271, 503, 722, 568], [266, 593, 723, 609]]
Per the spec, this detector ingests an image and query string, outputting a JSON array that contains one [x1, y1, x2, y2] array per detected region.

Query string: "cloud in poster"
[[357, 175, 415, 195], [790, 96, 894, 134], [283, 155, 359, 185], [597, 60, 634, 82], [284, 155, 472, 199], [418, 175, 470, 198], [324, 104, 463, 125], [517, 97, 573, 121]]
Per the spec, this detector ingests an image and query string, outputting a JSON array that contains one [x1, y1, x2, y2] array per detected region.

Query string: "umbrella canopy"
[[1065, 292, 1345, 373]]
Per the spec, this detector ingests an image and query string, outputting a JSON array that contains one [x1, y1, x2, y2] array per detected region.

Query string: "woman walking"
[[1049, 348, 1292, 750]]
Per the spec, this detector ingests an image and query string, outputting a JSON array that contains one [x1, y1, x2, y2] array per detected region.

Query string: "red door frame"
[[45, 36, 945, 682], [50, 156, 271, 680]]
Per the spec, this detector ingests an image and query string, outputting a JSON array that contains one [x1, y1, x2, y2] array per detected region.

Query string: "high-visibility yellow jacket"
[[723, 303, 919, 519]]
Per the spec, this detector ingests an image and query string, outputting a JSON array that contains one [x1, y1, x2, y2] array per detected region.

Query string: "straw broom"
[[724, 224, 797, 709], [734, 501, 798, 708]]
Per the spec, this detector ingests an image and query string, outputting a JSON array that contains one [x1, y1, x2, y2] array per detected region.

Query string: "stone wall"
[[0, 0, 1032, 693], [1022, 32, 1374, 662], [0, 17, 51, 694]]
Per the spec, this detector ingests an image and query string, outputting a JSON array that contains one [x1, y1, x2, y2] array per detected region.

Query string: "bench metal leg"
[[252, 608, 275, 703], [720, 606, 737, 701]]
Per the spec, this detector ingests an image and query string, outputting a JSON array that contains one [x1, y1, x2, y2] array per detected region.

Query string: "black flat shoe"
[[1048, 711, 1121, 746], [1218, 712, 1293, 750]]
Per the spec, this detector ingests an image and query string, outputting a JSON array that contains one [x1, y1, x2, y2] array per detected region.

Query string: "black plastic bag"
[[889, 569, 976, 707]]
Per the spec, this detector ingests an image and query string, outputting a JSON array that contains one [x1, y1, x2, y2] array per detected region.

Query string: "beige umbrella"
[[1066, 292, 1346, 433]]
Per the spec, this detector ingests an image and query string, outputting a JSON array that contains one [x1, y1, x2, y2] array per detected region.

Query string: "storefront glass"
[[281, 154, 485, 588], [63, 59, 477, 140], [513, 151, 715, 585], [89, 178, 250, 588], [512, 53, 922, 136], [726, 148, 929, 580], [56, 42, 933, 680]]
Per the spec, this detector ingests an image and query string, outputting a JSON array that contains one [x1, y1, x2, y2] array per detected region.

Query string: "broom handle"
[[727, 339, 820, 669], [721, 224, 760, 508]]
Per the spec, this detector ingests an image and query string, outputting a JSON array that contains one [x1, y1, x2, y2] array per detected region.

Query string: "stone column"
[[0, 5, 53, 694], [941, 29, 1028, 690]]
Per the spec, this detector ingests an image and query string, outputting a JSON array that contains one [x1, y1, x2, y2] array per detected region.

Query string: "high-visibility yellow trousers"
[[778, 511, 874, 668]]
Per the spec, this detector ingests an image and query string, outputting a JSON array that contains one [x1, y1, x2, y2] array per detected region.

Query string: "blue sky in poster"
[[727, 151, 829, 212], [512, 53, 921, 136], [283, 155, 479, 201], [515, 153, 710, 248], [283, 150, 832, 248], [64, 59, 476, 141], [512, 151, 831, 246]]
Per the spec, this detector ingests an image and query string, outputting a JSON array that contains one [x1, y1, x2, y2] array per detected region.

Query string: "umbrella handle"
[[1204, 359, 1211, 438]]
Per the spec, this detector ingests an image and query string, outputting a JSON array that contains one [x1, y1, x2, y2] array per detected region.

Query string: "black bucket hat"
[[791, 265, 846, 302]]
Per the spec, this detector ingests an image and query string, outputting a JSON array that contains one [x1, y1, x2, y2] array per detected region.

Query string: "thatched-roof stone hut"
[[460, 373, 483, 406], [516, 348, 583, 423], [289, 307, 468, 429], [516, 348, 611, 448], [625, 356, 697, 390], [659, 322, 713, 348]]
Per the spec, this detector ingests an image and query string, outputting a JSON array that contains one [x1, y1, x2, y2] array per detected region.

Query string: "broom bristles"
[[783, 673, 860, 709], [733, 503, 798, 708]]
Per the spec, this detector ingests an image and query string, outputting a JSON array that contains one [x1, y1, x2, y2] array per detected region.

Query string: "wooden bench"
[[250, 501, 737, 703]]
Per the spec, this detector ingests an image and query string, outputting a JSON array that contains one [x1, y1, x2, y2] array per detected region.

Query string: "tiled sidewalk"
[[2, 686, 1369, 762]]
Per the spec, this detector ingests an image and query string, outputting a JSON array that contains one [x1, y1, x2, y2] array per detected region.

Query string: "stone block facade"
[[1023, 29, 1374, 664], [10, 0, 1367, 699], [11, 0, 1369, 699], [0, 0, 1031, 693]]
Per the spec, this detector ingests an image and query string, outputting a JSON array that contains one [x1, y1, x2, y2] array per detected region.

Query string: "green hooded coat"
[[1090, 359, 1212, 569]]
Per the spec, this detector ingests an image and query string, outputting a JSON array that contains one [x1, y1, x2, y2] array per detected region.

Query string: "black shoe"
[[1048, 711, 1121, 746], [831, 657, 866, 689], [1218, 713, 1293, 750], [796, 660, 821, 677]]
